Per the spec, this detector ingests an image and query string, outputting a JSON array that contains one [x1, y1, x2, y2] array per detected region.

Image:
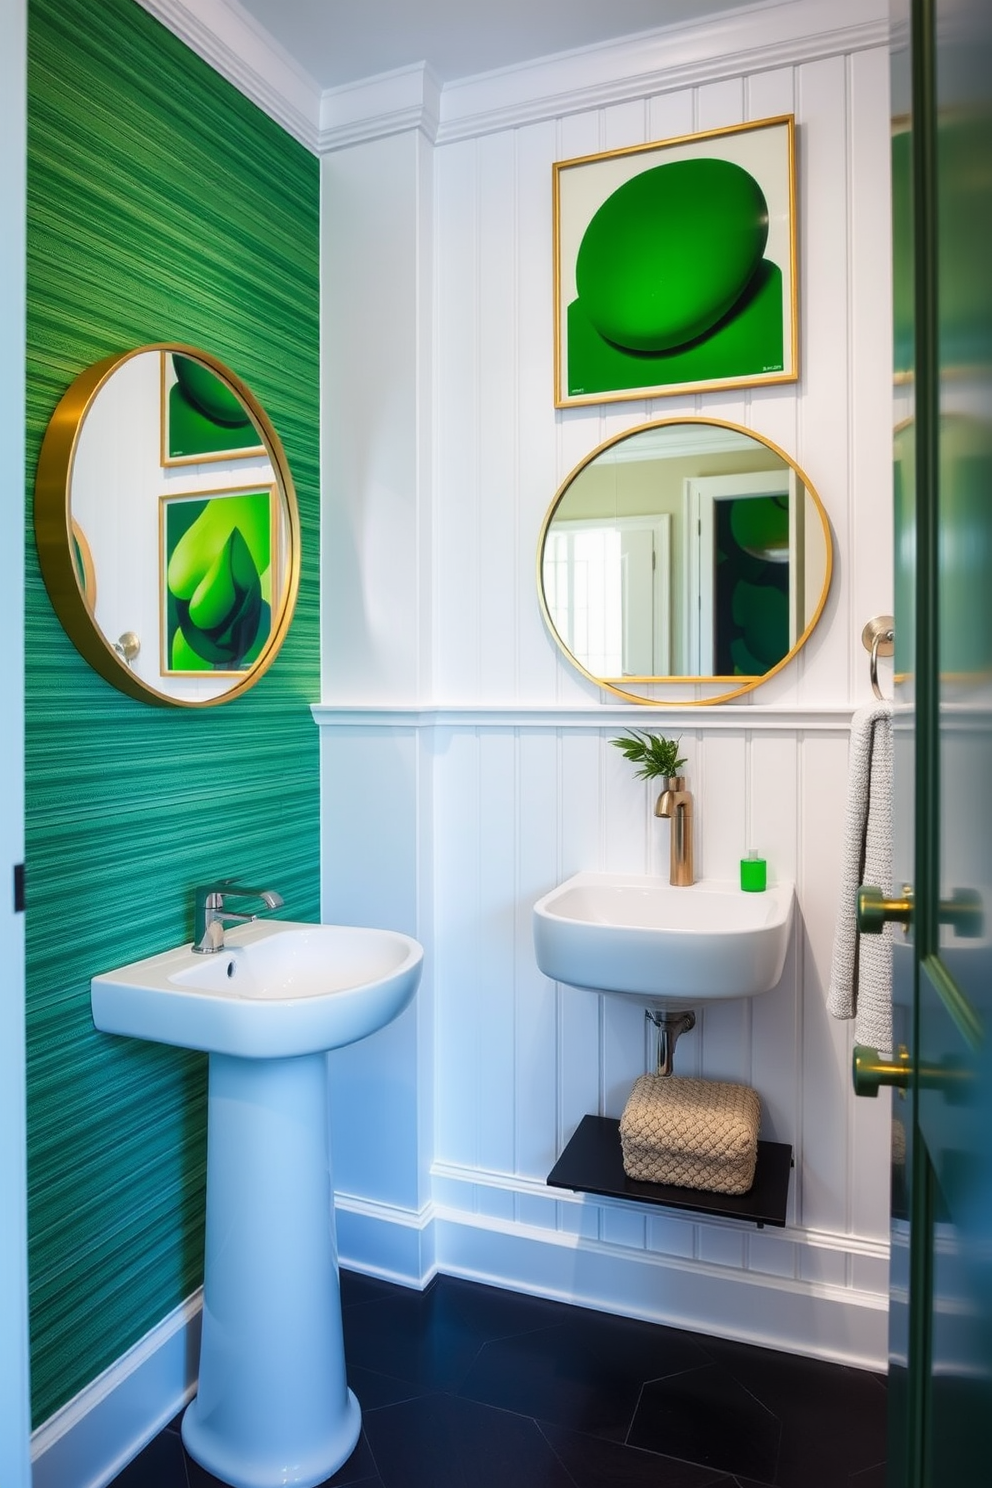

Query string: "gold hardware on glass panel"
[[857, 883, 983, 938], [853, 1044, 911, 1099], [857, 884, 914, 934]]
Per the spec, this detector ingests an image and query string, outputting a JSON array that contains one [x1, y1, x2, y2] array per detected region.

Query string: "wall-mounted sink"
[[92, 918, 422, 1488], [533, 871, 794, 1003]]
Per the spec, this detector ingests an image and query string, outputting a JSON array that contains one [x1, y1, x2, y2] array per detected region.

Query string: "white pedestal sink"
[[91, 919, 423, 1488], [533, 872, 794, 1002]]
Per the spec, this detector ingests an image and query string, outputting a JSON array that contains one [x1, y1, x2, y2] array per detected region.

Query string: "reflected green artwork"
[[163, 487, 274, 673]]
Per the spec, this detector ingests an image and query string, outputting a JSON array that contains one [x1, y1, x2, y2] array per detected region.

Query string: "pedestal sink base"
[[181, 1052, 361, 1488]]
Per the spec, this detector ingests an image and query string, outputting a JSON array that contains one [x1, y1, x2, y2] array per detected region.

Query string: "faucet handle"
[[223, 885, 284, 909], [196, 879, 284, 909]]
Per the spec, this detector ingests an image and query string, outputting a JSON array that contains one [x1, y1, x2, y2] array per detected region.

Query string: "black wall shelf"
[[547, 1115, 793, 1228]]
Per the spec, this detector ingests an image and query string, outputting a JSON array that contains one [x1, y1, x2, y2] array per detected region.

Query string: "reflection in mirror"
[[538, 419, 831, 704], [35, 345, 301, 707]]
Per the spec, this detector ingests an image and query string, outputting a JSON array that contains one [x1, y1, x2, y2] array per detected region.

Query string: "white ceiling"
[[230, 0, 772, 92]]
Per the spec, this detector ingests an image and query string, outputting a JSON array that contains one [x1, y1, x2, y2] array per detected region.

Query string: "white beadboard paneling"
[[476, 730, 520, 1175], [799, 1242, 850, 1289], [515, 119, 563, 704], [745, 65, 797, 122], [850, 1084, 895, 1242], [435, 137, 482, 699], [698, 1225, 746, 1271], [557, 731, 607, 1136], [697, 731, 747, 880], [847, 45, 895, 693], [751, 935, 801, 1156], [477, 132, 523, 699], [600, 1205, 646, 1252], [320, 133, 425, 701], [798, 731, 854, 1232], [647, 1212, 696, 1259], [434, 729, 484, 1168], [515, 731, 565, 1175], [852, 1250, 891, 1297], [320, 727, 419, 928], [328, 1002, 423, 1210], [749, 731, 801, 882], [646, 87, 695, 149], [696, 76, 745, 132], [794, 53, 854, 704], [320, 726, 425, 1211], [558, 1198, 600, 1242], [603, 995, 649, 1116], [604, 732, 653, 872], [747, 1231, 798, 1281], [698, 998, 752, 1089], [318, 11, 895, 1362], [600, 96, 650, 152], [515, 1191, 559, 1232], [476, 1186, 515, 1224]]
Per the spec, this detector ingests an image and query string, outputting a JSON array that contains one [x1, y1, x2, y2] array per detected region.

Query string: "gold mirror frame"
[[34, 344, 301, 707], [537, 416, 833, 705]]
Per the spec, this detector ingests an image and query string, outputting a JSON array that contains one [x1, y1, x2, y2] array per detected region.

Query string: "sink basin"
[[91, 917, 423, 1488], [91, 918, 423, 1057], [533, 872, 794, 1002]]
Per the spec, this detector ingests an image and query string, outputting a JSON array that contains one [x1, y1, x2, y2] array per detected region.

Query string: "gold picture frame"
[[553, 116, 798, 408]]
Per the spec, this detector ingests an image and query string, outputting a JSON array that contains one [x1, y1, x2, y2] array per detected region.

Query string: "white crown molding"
[[133, 0, 886, 158], [320, 0, 890, 154], [318, 63, 442, 152], [311, 703, 855, 732], [132, 0, 322, 151]]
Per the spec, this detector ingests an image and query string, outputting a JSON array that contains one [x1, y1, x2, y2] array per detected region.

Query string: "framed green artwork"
[[160, 485, 278, 675], [160, 350, 266, 465], [553, 115, 798, 408]]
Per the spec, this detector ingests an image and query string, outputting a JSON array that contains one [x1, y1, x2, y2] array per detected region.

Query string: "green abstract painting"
[[164, 352, 264, 462], [554, 116, 797, 406], [162, 487, 274, 673]]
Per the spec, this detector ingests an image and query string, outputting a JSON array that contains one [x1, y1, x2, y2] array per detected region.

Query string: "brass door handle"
[[853, 1044, 911, 1098], [857, 884, 982, 938], [857, 884, 913, 934]]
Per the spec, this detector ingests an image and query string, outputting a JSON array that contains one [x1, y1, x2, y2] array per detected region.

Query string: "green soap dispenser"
[[740, 850, 767, 892]]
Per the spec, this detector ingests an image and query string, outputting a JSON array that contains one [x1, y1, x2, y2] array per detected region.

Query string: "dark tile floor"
[[111, 1270, 887, 1488]]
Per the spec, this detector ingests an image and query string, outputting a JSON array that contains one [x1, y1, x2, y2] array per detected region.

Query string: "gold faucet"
[[655, 776, 694, 886]]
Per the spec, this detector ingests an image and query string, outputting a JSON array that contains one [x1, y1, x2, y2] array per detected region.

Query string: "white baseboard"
[[335, 1189, 889, 1372], [335, 1192, 437, 1288], [31, 1291, 201, 1488], [432, 1208, 888, 1370]]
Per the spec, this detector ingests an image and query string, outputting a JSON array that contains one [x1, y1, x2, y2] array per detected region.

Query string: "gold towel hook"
[[861, 615, 894, 701]]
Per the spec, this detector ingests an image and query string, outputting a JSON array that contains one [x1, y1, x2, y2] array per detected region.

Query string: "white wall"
[[0, 0, 31, 1479], [318, 0, 895, 1367]]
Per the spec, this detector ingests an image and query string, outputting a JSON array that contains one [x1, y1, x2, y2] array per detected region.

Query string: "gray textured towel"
[[827, 703, 894, 1052]]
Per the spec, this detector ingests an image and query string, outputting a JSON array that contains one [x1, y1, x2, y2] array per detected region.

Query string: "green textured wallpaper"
[[26, 0, 320, 1425]]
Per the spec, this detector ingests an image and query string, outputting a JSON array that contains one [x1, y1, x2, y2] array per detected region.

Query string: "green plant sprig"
[[609, 731, 686, 780]]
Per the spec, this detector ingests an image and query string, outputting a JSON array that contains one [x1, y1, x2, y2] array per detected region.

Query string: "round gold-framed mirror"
[[34, 344, 301, 707], [537, 417, 832, 704]]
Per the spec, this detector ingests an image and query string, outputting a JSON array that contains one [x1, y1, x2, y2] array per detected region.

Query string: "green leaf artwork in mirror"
[[162, 487, 275, 673], [164, 352, 266, 463]]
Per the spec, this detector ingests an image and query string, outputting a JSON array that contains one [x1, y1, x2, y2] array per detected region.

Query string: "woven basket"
[[619, 1074, 761, 1195]]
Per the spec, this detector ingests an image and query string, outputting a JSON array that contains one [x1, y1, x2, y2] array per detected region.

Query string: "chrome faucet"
[[655, 776, 694, 886], [192, 880, 284, 953]]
